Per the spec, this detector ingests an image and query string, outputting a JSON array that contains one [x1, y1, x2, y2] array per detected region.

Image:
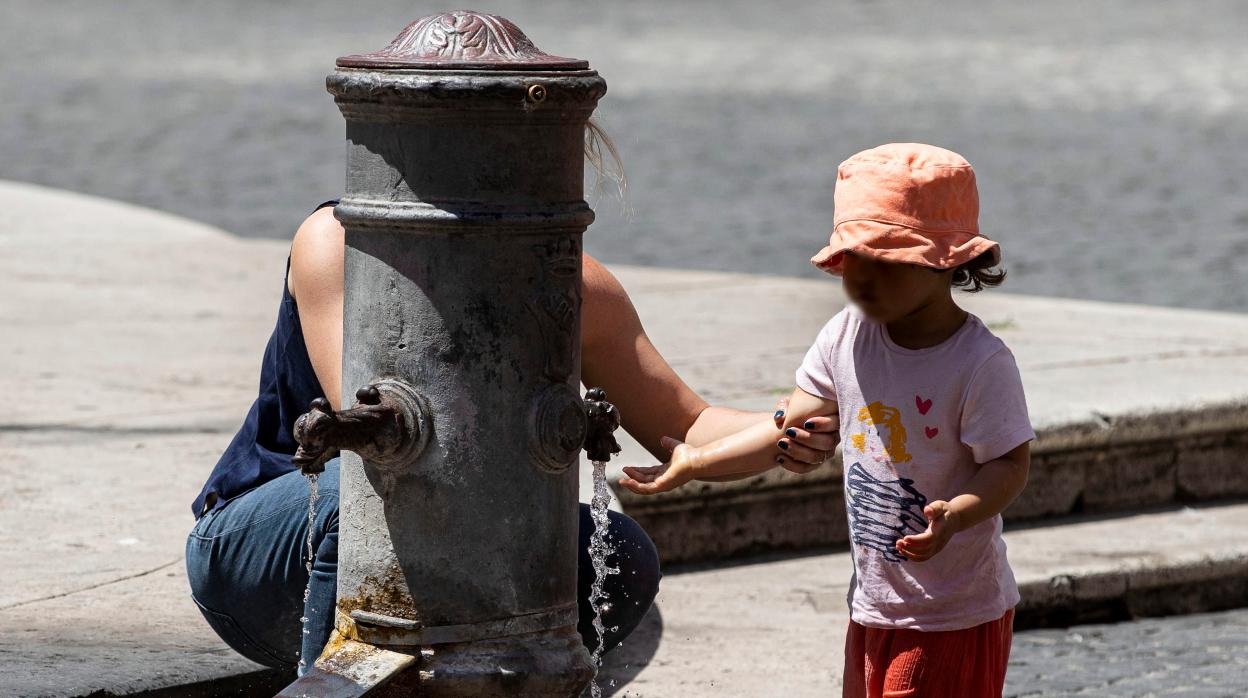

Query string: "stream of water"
[[586, 459, 621, 698], [297, 473, 320, 674]]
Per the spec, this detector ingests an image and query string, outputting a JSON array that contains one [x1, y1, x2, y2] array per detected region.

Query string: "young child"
[[619, 143, 1035, 698]]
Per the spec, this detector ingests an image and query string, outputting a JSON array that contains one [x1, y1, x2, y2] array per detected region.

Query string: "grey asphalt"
[[2, 0, 1248, 313]]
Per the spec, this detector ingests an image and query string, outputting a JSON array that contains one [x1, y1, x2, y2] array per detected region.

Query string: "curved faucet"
[[582, 387, 621, 463], [292, 380, 431, 475]]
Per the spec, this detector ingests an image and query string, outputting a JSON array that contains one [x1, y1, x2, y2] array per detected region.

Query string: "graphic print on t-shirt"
[[844, 400, 930, 563], [848, 402, 912, 464]]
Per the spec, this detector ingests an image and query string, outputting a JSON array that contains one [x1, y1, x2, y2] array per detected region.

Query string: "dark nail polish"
[[785, 428, 797, 438], [774, 410, 784, 420], [804, 420, 815, 429], [778, 440, 789, 450], [777, 456, 785, 464]]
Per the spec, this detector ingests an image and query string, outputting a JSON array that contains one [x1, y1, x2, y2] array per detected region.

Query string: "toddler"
[[619, 143, 1034, 698]]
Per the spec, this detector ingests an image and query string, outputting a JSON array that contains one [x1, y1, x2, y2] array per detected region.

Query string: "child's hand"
[[895, 501, 961, 562], [618, 436, 702, 495]]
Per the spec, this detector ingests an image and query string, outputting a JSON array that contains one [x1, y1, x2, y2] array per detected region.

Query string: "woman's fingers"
[[773, 397, 790, 427], [801, 415, 838, 432], [781, 458, 822, 474], [784, 417, 839, 457], [777, 426, 828, 470], [792, 431, 840, 453], [775, 436, 825, 466], [782, 426, 832, 449], [784, 426, 811, 441]]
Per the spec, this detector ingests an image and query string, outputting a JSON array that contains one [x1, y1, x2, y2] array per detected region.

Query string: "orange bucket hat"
[[811, 143, 1002, 275]]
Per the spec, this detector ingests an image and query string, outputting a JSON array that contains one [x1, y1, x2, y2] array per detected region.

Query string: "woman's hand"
[[772, 396, 840, 473], [895, 501, 960, 562], [618, 436, 703, 495]]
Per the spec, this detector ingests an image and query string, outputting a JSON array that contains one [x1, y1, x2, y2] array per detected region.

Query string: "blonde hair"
[[584, 118, 632, 218]]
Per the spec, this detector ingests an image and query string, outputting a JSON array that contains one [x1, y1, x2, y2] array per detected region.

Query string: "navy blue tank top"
[[192, 199, 341, 518]]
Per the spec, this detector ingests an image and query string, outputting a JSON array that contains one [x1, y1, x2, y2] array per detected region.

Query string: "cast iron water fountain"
[[276, 11, 616, 697]]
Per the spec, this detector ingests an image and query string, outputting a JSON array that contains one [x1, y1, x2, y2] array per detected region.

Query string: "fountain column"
[[278, 10, 607, 696]]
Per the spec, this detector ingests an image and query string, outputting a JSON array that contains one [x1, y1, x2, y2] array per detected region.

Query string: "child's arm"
[[895, 440, 1031, 562], [695, 400, 840, 482], [618, 386, 838, 495], [899, 346, 1035, 562]]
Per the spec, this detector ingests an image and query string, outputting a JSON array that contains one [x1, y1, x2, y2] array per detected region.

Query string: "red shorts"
[[842, 607, 1015, 698]]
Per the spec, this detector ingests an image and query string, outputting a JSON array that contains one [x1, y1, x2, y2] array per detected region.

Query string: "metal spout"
[[582, 387, 622, 463], [292, 379, 431, 475]]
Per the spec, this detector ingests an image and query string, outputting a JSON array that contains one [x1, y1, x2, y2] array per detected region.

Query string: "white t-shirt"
[[795, 303, 1035, 631]]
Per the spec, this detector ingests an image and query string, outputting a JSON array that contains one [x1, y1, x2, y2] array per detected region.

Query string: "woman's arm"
[[582, 256, 838, 465], [288, 206, 345, 409], [579, 255, 711, 461]]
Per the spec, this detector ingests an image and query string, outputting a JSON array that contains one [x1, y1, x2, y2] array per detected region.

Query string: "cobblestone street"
[[1007, 608, 1248, 697]]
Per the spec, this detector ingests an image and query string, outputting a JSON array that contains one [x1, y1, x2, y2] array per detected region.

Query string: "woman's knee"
[[576, 506, 662, 653], [603, 509, 662, 603], [184, 460, 342, 666]]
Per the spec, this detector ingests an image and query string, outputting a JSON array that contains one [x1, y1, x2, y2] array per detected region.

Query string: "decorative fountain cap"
[[336, 10, 590, 71]]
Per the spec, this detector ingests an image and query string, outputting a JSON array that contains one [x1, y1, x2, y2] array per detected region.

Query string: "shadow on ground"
[[599, 604, 664, 697], [132, 609, 664, 697], [126, 668, 292, 697]]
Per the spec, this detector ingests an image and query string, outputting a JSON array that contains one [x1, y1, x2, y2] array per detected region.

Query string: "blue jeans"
[[185, 457, 661, 674]]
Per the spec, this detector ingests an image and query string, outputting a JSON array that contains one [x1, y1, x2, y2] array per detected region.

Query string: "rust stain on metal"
[[338, 563, 418, 621], [316, 625, 354, 664]]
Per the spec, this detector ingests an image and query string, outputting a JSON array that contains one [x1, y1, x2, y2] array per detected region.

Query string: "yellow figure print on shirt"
[[848, 401, 913, 466], [844, 399, 928, 563]]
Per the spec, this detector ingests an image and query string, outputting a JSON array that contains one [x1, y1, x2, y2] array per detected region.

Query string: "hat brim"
[[810, 220, 1001, 276]]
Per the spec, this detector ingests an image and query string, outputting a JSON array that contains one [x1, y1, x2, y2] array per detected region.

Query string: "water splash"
[[297, 473, 320, 674], [587, 459, 620, 698]]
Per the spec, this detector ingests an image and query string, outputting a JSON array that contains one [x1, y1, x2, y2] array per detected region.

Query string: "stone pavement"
[[1005, 607, 1248, 697], [3, 181, 1247, 696], [1, 182, 292, 696]]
